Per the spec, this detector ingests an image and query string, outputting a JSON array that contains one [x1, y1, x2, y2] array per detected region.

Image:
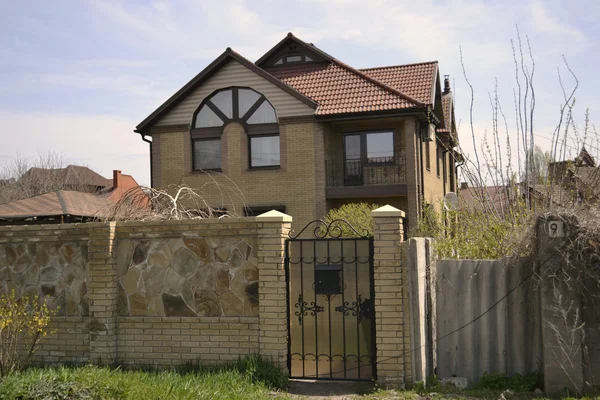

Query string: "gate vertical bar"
[[369, 236, 377, 380], [341, 239, 347, 379], [285, 238, 292, 375], [313, 239, 319, 379]]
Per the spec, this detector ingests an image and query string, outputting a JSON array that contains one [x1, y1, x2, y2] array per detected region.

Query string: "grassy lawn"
[[0, 357, 289, 400], [0, 362, 597, 400]]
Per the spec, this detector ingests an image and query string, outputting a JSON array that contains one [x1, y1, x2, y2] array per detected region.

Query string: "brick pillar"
[[256, 210, 292, 371], [371, 205, 409, 388], [87, 222, 118, 364]]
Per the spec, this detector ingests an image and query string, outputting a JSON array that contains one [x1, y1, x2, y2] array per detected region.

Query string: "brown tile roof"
[[459, 186, 514, 215], [266, 61, 424, 116], [21, 165, 111, 188], [360, 62, 438, 105], [0, 190, 113, 221]]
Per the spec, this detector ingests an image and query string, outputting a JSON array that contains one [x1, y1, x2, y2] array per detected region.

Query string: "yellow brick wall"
[[116, 316, 259, 365], [154, 122, 321, 230], [421, 139, 453, 215], [33, 317, 90, 364]]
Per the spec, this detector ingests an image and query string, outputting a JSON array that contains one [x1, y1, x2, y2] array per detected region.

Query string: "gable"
[[256, 36, 332, 69], [154, 59, 315, 127]]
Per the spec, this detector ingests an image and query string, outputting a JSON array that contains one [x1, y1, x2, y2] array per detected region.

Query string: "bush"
[[0, 291, 57, 376], [321, 203, 381, 237], [411, 200, 533, 259]]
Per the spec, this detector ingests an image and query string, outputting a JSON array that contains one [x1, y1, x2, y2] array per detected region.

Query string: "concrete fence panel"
[[435, 258, 541, 383]]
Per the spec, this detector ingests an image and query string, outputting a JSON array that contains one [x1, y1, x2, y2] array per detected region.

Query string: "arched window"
[[191, 87, 279, 171]]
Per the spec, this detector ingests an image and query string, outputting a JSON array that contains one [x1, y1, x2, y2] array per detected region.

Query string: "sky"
[[0, 0, 598, 186]]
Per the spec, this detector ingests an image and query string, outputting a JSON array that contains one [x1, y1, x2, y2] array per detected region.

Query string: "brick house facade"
[[135, 33, 458, 231]]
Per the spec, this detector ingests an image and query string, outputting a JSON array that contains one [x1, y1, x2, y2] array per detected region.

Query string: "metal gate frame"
[[284, 219, 377, 381]]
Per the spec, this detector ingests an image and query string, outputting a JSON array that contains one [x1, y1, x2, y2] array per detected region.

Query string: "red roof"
[[137, 33, 445, 130], [266, 61, 424, 116], [360, 62, 438, 105]]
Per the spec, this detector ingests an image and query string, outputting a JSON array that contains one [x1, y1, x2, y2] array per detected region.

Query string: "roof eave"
[[430, 63, 439, 106], [315, 106, 429, 121]]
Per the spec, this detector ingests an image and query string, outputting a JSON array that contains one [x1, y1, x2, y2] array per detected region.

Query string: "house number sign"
[[547, 220, 566, 238]]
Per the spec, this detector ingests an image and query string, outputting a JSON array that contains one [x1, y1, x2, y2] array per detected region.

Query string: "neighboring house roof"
[[359, 61, 438, 105], [136, 32, 443, 131], [21, 165, 111, 188], [103, 170, 146, 204], [572, 166, 600, 199], [459, 186, 513, 213], [0, 190, 113, 221], [577, 147, 596, 167], [529, 184, 574, 206]]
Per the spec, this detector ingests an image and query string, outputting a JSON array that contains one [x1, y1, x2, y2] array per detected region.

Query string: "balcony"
[[325, 152, 407, 198]]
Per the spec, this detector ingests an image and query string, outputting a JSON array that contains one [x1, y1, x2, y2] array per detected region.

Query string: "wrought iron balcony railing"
[[325, 152, 407, 187]]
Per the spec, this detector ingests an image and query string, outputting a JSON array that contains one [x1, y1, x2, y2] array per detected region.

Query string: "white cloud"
[[0, 111, 150, 186], [529, 0, 586, 43]]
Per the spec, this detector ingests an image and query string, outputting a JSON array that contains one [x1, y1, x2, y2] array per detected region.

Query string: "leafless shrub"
[[0, 152, 97, 204], [100, 172, 246, 222]]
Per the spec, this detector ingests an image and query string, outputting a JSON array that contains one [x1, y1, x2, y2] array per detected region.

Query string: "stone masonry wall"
[[0, 218, 281, 368], [0, 224, 92, 364]]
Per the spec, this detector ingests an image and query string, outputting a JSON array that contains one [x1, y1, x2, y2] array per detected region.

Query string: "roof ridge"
[[360, 60, 439, 71], [330, 57, 425, 107], [56, 190, 68, 215]]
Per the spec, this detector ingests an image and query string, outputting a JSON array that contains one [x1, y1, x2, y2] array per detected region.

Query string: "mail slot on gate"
[[314, 264, 342, 295]]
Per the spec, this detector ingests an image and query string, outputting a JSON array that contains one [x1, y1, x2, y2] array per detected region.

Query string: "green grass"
[[0, 356, 289, 400]]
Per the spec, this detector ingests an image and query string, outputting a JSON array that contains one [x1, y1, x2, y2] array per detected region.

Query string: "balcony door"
[[344, 134, 362, 186], [343, 131, 395, 186]]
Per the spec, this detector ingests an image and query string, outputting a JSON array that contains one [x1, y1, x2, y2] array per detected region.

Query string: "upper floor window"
[[191, 87, 279, 171]]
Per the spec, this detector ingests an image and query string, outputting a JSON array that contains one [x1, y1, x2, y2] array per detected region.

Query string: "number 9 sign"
[[547, 220, 566, 238]]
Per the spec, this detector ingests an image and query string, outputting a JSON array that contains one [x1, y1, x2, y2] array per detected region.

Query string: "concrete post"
[[87, 222, 118, 364], [256, 210, 292, 372], [537, 216, 584, 394], [371, 205, 411, 388]]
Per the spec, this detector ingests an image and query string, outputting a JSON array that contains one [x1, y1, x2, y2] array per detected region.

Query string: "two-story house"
[[135, 33, 458, 231]]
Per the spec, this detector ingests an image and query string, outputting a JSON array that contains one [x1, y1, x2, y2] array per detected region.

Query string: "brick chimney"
[[460, 182, 468, 189], [113, 170, 122, 189], [444, 75, 451, 94]]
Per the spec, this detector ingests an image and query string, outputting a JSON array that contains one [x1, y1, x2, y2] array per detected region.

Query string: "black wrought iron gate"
[[285, 220, 376, 381]]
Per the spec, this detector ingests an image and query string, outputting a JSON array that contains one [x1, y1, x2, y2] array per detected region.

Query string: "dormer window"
[[191, 87, 280, 171], [272, 54, 314, 66]]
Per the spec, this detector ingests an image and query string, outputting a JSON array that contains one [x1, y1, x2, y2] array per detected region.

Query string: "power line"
[[294, 250, 558, 379]]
